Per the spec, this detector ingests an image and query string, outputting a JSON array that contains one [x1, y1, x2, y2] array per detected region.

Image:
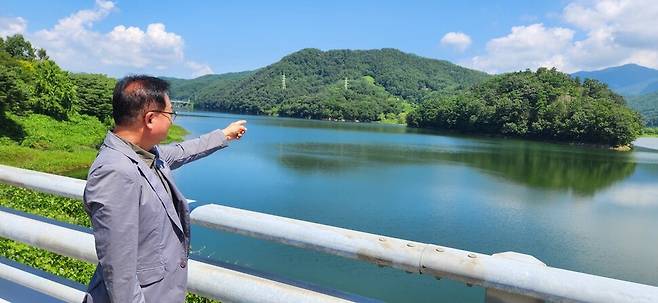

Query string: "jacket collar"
[[102, 131, 142, 163]]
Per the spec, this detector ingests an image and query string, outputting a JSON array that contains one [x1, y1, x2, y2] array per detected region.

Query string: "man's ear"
[[143, 111, 156, 129]]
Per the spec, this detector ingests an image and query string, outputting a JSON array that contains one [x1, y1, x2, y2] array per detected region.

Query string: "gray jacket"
[[83, 130, 227, 303]]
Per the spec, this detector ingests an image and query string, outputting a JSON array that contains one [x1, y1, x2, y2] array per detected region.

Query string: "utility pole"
[[282, 73, 286, 90], [344, 77, 348, 90]]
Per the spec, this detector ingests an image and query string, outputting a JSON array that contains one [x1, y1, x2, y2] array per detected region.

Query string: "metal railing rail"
[[0, 261, 87, 303], [2, 164, 658, 302], [0, 208, 353, 303]]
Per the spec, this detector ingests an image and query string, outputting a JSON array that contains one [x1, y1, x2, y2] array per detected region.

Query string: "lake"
[[174, 112, 658, 302]]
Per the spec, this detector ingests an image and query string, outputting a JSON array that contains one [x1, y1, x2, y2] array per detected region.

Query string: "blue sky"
[[1, 1, 656, 78]]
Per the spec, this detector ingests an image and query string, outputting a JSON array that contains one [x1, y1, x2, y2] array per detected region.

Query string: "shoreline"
[[188, 109, 641, 150]]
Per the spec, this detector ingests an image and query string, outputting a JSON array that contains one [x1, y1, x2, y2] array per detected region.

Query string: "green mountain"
[[178, 48, 489, 122], [571, 64, 658, 96], [162, 70, 256, 101], [626, 92, 658, 126]]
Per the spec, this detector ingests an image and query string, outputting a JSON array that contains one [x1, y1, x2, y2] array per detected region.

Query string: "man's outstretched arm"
[[158, 120, 247, 170]]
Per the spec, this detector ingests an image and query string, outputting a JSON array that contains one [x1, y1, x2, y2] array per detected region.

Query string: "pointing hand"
[[222, 120, 247, 141]]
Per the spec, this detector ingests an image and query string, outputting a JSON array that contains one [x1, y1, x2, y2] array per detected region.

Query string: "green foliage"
[[164, 124, 190, 143], [176, 48, 488, 122], [36, 48, 49, 61], [0, 238, 96, 284], [408, 68, 644, 146], [1, 36, 76, 120], [278, 76, 406, 122], [2, 34, 36, 60], [642, 127, 658, 137], [0, 113, 187, 176], [29, 60, 77, 119], [0, 184, 91, 226], [0, 36, 114, 122], [0, 143, 97, 175], [8, 113, 106, 151], [0, 114, 104, 177], [626, 91, 658, 126], [0, 51, 31, 114], [70, 73, 116, 122], [0, 182, 96, 284]]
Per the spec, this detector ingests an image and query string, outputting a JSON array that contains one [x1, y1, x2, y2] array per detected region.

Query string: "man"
[[83, 75, 246, 303]]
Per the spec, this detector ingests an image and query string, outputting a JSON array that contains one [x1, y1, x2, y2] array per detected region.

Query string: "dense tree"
[[2, 34, 36, 60], [29, 60, 77, 119], [0, 51, 30, 115], [0, 36, 116, 122], [408, 68, 643, 146], [36, 48, 49, 61], [70, 73, 116, 122]]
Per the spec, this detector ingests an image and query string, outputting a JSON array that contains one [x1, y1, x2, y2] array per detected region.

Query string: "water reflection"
[[275, 142, 636, 196]]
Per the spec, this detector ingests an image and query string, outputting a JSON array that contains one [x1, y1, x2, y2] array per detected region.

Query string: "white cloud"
[[440, 32, 472, 52], [470, 24, 574, 73], [469, 0, 658, 73], [17, 0, 212, 78], [0, 16, 27, 37]]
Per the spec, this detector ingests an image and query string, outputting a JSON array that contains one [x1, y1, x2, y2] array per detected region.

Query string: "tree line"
[[407, 68, 643, 146], [0, 34, 115, 124]]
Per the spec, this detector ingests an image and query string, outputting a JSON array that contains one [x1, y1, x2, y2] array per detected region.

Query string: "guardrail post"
[[485, 252, 546, 303]]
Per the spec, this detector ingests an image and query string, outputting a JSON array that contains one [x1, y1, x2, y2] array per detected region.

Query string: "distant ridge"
[[163, 70, 256, 101], [572, 64, 658, 96]]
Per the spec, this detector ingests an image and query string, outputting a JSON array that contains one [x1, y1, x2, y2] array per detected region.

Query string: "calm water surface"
[[174, 112, 658, 302]]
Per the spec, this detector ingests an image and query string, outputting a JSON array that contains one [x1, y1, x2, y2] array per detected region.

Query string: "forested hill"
[[408, 68, 643, 146], [182, 48, 489, 122], [163, 70, 255, 101]]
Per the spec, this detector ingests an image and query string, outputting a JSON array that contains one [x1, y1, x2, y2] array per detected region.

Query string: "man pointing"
[[83, 75, 246, 303]]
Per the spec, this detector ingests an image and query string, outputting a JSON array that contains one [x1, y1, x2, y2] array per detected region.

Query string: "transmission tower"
[[344, 77, 348, 90], [282, 73, 286, 90]]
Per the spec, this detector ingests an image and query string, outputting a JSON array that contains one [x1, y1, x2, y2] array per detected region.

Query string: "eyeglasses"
[[149, 110, 178, 122]]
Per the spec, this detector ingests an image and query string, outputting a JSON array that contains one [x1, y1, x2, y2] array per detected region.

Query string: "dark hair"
[[112, 75, 170, 126]]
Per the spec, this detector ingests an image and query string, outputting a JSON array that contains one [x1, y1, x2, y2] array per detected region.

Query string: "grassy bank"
[[0, 114, 214, 302], [642, 127, 658, 138]]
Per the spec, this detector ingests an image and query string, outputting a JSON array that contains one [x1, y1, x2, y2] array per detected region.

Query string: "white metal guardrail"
[[0, 261, 87, 303], [0, 208, 354, 303], [2, 164, 658, 302]]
